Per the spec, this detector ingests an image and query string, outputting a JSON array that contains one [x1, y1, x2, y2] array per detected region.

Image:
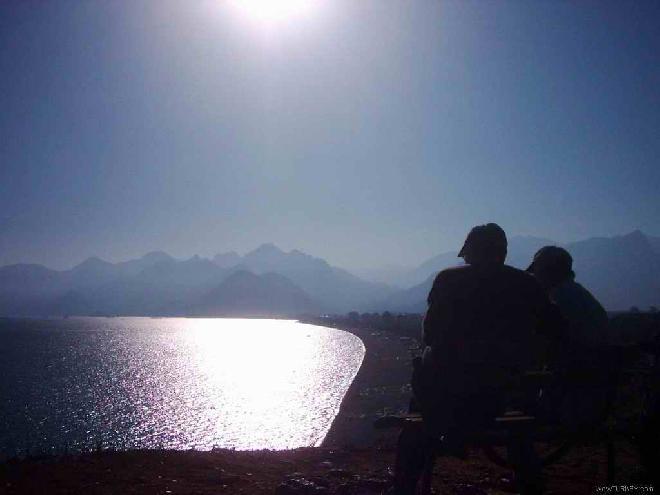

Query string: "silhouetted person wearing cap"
[[527, 246, 608, 349], [392, 223, 566, 495], [527, 246, 611, 430]]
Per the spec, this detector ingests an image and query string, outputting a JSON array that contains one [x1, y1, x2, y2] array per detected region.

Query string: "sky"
[[1, 0, 659, 271]]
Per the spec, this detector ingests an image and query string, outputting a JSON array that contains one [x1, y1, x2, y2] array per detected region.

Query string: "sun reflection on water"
[[0, 317, 365, 454], [185, 318, 349, 449]]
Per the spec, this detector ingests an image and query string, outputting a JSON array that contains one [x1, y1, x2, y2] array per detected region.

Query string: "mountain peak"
[[289, 249, 309, 258], [141, 251, 172, 262], [184, 254, 210, 264], [247, 243, 285, 257], [616, 230, 653, 252], [72, 256, 112, 271]]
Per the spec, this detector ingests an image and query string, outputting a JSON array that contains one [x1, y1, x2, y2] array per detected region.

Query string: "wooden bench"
[[374, 368, 628, 495], [375, 409, 627, 495]]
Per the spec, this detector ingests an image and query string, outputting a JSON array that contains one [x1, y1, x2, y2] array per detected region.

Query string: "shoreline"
[[0, 320, 419, 494], [310, 319, 418, 448], [0, 318, 647, 494]]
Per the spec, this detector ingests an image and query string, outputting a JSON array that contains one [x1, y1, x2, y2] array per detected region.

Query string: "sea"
[[0, 317, 365, 457]]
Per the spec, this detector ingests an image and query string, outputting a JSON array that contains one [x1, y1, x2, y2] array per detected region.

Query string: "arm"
[[530, 279, 567, 341], [528, 278, 568, 368], [422, 272, 452, 348]]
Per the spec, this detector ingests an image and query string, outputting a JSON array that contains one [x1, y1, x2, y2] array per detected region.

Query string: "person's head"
[[458, 223, 507, 266], [526, 246, 575, 289]]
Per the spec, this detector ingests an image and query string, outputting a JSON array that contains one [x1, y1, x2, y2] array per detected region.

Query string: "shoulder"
[[508, 264, 539, 280], [427, 265, 472, 301], [572, 281, 598, 299], [554, 280, 609, 331], [433, 264, 537, 285], [432, 264, 472, 285], [500, 264, 541, 286], [499, 265, 548, 298], [501, 264, 530, 277], [564, 281, 607, 312], [554, 280, 590, 301]]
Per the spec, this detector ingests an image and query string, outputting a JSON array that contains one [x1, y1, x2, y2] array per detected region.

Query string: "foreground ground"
[[1, 441, 644, 495], [0, 321, 651, 494]]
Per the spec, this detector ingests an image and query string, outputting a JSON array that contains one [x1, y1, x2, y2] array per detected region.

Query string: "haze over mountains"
[[0, 244, 391, 317], [0, 231, 658, 317], [378, 230, 660, 313]]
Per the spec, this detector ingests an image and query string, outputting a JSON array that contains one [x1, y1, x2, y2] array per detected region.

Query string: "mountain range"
[[0, 231, 658, 317], [378, 230, 660, 313]]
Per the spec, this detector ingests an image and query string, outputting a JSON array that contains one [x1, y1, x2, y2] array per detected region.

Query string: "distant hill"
[[212, 243, 394, 313], [376, 273, 435, 314], [350, 265, 413, 288], [196, 270, 319, 317], [398, 251, 461, 289], [83, 255, 229, 316], [376, 231, 660, 312], [115, 251, 174, 276], [62, 257, 120, 289], [0, 252, 220, 316], [212, 251, 242, 268], [58, 251, 176, 292], [564, 230, 660, 310], [1, 232, 658, 316], [0, 250, 319, 317]]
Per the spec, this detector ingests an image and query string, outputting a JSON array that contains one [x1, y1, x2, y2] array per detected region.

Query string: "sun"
[[228, 0, 320, 26]]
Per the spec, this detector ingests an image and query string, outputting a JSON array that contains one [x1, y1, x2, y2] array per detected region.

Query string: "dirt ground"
[[0, 437, 646, 494]]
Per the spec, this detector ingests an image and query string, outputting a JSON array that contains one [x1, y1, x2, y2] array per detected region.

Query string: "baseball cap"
[[458, 223, 508, 258], [526, 246, 573, 274]]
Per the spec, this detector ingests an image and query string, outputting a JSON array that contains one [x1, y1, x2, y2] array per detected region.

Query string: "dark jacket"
[[550, 279, 609, 348], [423, 263, 566, 374]]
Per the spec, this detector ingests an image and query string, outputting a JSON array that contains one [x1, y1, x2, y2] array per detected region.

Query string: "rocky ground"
[[0, 431, 645, 494], [0, 322, 652, 494]]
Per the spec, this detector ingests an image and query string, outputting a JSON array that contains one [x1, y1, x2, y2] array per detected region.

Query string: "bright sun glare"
[[228, 0, 320, 26]]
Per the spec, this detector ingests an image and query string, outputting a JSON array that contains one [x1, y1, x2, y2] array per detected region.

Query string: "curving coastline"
[[0, 318, 645, 494]]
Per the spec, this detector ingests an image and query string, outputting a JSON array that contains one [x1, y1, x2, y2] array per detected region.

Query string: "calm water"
[[0, 317, 365, 456]]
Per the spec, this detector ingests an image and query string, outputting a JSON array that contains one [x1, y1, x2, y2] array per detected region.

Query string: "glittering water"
[[0, 317, 365, 456]]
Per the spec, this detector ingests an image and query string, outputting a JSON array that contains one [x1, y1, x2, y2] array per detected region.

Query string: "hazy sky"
[[1, 0, 659, 270]]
